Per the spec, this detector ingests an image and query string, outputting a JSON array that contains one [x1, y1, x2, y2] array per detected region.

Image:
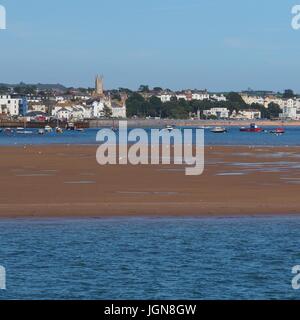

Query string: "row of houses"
[[157, 90, 227, 103], [241, 94, 300, 120], [203, 108, 261, 120], [0, 94, 127, 121]]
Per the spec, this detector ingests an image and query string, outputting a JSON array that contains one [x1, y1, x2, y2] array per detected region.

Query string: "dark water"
[[1, 126, 300, 146], [0, 216, 300, 300]]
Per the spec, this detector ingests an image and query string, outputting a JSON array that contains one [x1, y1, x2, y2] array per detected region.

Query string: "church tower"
[[95, 75, 104, 96]]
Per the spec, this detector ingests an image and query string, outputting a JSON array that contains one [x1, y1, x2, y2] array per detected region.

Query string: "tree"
[[0, 86, 8, 94], [268, 102, 281, 118], [126, 93, 146, 117], [118, 87, 132, 94], [226, 92, 246, 105], [149, 96, 163, 117], [138, 85, 150, 93], [283, 89, 295, 99], [153, 87, 163, 93]]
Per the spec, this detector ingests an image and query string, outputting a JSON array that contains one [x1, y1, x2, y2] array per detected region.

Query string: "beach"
[[0, 145, 300, 217]]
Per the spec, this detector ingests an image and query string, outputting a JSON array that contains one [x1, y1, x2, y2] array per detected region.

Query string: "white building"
[[210, 94, 227, 102], [176, 94, 188, 101], [29, 104, 47, 113], [52, 105, 89, 121], [191, 91, 210, 101], [203, 108, 229, 119], [111, 105, 127, 118], [158, 94, 173, 103], [91, 100, 127, 118], [239, 109, 262, 119], [0, 95, 20, 116], [241, 94, 264, 106], [279, 106, 300, 120]]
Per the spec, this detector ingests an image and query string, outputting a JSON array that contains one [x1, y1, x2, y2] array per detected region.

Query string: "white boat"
[[45, 125, 53, 133], [55, 127, 63, 134], [210, 127, 227, 133], [16, 130, 33, 135], [165, 125, 175, 132], [38, 129, 45, 135]]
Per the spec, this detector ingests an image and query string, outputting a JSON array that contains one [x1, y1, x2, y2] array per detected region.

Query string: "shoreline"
[[89, 119, 300, 128], [0, 213, 300, 220], [1, 145, 300, 218]]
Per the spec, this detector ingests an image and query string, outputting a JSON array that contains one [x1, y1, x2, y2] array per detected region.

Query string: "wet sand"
[[0, 145, 300, 217]]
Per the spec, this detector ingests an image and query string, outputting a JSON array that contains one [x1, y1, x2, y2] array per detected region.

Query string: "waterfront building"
[[279, 106, 300, 120], [0, 95, 21, 116], [239, 109, 262, 120], [203, 107, 229, 119]]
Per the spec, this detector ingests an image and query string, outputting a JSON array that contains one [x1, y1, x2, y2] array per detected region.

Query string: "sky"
[[0, 0, 300, 92]]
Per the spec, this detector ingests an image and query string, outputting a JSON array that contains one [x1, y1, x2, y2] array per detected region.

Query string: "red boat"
[[240, 123, 263, 133], [270, 127, 285, 134]]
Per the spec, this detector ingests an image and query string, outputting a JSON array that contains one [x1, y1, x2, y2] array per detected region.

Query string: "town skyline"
[[0, 79, 299, 96]]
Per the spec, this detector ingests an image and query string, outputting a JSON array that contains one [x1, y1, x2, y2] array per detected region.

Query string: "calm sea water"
[[1, 126, 300, 146], [0, 216, 300, 300]]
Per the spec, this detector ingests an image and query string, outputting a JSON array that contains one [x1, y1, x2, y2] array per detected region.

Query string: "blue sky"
[[0, 0, 299, 91]]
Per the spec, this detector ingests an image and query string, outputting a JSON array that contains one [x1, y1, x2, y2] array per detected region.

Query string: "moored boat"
[[66, 122, 75, 131], [210, 127, 227, 133], [164, 125, 175, 132], [16, 129, 33, 135], [55, 127, 63, 134], [240, 123, 263, 133], [270, 127, 285, 134], [4, 128, 14, 134], [45, 125, 53, 133]]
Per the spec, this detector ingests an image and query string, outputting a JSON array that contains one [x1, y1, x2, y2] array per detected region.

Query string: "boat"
[[4, 128, 14, 134], [165, 125, 175, 132], [76, 128, 85, 132], [38, 129, 45, 135], [210, 127, 227, 133], [55, 127, 63, 134], [198, 126, 212, 130], [240, 123, 263, 133], [16, 129, 33, 135], [66, 122, 75, 131], [45, 125, 53, 133], [270, 127, 285, 135]]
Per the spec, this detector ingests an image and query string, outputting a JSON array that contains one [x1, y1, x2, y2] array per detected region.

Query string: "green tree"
[[138, 85, 150, 93], [268, 102, 281, 118], [283, 89, 295, 99], [126, 93, 146, 117]]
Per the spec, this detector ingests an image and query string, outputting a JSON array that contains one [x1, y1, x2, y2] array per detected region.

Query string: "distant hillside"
[[0, 83, 67, 91]]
